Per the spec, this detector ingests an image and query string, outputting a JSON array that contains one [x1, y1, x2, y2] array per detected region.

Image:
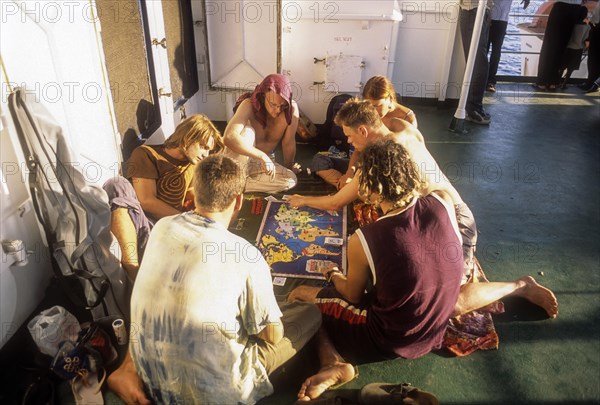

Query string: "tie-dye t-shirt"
[[126, 145, 193, 212], [130, 212, 283, 404]]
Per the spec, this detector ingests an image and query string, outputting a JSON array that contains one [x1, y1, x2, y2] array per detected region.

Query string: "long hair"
[[362, 75, 397, 103], [164, 114, 224, 153], [358, 139, 424, 207]]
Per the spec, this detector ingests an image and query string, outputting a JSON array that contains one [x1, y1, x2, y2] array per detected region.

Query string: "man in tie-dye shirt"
[[109, 155, 321, 404]]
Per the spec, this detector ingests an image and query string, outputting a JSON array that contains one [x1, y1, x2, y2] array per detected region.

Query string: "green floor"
[[250, 84, 600, 404], [8, 84, 600, 405]]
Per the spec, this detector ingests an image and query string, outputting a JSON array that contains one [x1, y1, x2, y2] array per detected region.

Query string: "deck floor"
[[247, 83, 600, 405], [18, 83, 600, 405]]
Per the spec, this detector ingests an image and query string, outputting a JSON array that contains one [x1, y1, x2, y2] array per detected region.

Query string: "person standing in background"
[[459, 0, 492, 125], [580, 1, 600, 92], [534, 0, 585, 90], [487, 0, 530, 93]]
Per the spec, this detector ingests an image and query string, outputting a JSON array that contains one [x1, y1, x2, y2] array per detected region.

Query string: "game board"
[[256, 200, 347, 280]]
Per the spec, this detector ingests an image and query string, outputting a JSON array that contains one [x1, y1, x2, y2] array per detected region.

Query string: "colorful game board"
[[256, 200, 347, 280]]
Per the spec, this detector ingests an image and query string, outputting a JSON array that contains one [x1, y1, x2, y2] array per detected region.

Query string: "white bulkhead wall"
[[0, 0, 121, 348], [189, 0, 465, 124]]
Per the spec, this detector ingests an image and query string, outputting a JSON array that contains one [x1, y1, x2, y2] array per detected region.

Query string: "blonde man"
[[103, 114, 223, 280]]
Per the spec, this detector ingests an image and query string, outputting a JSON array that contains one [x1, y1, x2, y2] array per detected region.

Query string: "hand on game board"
[[285, 194, 306, 209]]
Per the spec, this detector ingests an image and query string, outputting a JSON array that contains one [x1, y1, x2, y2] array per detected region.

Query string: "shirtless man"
[[224, 73, 301, 193]]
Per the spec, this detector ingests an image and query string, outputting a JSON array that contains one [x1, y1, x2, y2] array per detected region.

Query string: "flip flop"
[[359, 383, 439, 405]]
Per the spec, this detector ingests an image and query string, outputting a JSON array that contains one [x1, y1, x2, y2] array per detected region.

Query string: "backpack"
[[7, 88, 131, 327], [320, 93, 353, 152]]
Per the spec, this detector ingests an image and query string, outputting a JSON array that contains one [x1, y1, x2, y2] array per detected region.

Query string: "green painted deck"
[[2, 84, 598, 405], [249, 84, 600, 405]]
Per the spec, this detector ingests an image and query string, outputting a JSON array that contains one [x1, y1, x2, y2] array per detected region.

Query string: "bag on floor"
[[320, 93, 353, 152], [27, 306, 81, 358], [7, 88, 131, 327]]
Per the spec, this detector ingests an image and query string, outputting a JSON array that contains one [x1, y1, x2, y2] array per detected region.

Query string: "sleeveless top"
[[356, 194, 463, 359]]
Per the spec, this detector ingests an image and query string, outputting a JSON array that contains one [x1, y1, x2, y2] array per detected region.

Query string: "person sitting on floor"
[[224, 73, 301, 193], [107, 155, 321, 404], [289, 98, 475, 282], [288, 101, 559, 318], [362, 75, 418, 130], [312, 76, 419, 190], [289, 140, 559, 401], [103, 114, 224, 280]]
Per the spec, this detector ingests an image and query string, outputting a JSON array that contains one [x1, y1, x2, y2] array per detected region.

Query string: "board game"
[[256, 200, 347, 280]]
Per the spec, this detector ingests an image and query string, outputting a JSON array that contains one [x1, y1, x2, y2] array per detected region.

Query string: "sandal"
[[359, 383, 439, 405]]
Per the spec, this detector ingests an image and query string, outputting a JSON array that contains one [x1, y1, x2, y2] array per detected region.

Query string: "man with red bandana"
[[224, 74, 301, 193]]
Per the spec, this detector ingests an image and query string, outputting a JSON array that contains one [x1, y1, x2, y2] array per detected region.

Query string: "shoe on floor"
[[585, 83, 599, 93], [466, 110, 491, 125], [486, 83, 496, 93]]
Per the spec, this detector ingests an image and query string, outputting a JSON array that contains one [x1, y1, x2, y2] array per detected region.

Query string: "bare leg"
[[297, 328, 356, 401], [106, 351, 150, 405], [288, 286, 322, 304], [111, 208, 139, 281], [454, 276, 558, 318]]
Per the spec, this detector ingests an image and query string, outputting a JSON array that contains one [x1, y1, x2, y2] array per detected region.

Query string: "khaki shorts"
[[256, 301, 321, 374]]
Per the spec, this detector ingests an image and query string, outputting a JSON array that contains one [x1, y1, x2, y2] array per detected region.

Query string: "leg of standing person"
[[582, 22, 600, 91], [487, 19, 508, 92], [536, 3, 582, 88], [536, 4, 561, 87], [460, 7, 491, 123]]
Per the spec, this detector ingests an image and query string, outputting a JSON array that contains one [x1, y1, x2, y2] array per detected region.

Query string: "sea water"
[[498, 0, 544, 75]]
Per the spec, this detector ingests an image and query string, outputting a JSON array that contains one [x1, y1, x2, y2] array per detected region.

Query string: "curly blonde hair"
[[358, 139, 424, 208]]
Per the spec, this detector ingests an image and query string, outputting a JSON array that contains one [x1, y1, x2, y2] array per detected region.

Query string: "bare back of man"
[[389, 128, 463, 206]]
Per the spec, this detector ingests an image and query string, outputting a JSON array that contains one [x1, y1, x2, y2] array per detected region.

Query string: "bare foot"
[[297, 362, 356, 401], [515, 276, 559, 318], [106, 353, 151, 405]]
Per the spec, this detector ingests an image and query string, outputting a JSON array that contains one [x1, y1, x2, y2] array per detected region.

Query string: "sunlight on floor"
[[484, 85, 600, 106]]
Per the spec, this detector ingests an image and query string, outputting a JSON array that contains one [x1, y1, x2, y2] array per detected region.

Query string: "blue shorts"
[[311, 153, 350, 173], [102, 176, 152, 257]]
